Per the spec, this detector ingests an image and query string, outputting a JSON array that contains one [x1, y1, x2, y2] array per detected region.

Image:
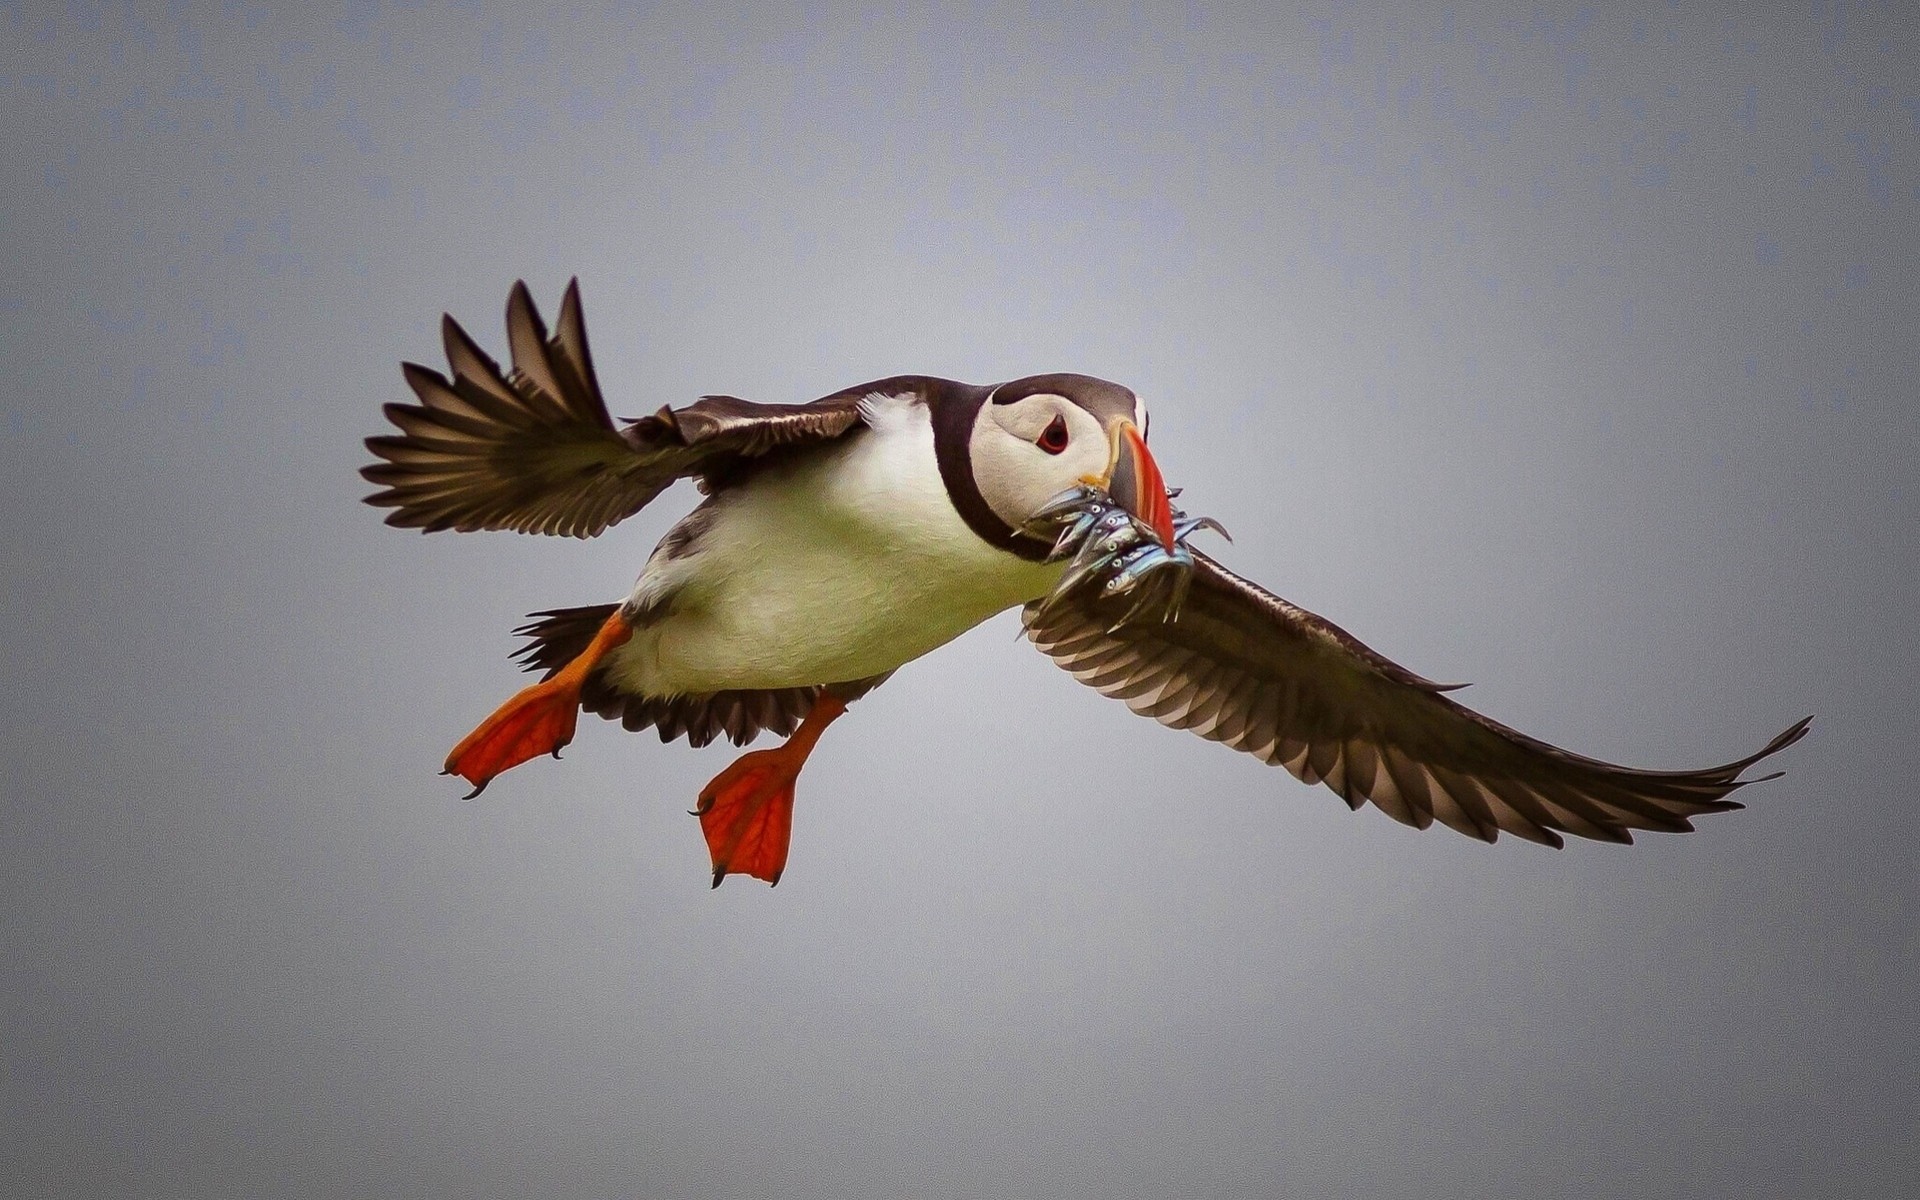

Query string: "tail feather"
[[511, 605, 622, 679], [508, 605, 819, 748]]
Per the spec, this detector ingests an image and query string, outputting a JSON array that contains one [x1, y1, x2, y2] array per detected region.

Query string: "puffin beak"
[[1097, 419, 1176, 550]]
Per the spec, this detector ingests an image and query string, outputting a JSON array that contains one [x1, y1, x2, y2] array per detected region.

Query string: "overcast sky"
[[3, 3, 1915, 1197]]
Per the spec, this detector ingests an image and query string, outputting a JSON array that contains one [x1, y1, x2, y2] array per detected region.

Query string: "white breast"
[[601, 393, 1062, 697]]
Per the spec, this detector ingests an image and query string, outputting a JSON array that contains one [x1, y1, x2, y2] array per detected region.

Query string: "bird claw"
[[1025, 484, 1225, 627]]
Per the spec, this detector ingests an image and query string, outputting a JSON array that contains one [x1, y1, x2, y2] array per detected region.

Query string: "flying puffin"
[[363, 280, 1809, 887]]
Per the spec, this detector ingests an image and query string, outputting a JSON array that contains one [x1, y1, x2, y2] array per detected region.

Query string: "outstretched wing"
[[1024, 552, 1809, 846], [362, 279, 868, 537]]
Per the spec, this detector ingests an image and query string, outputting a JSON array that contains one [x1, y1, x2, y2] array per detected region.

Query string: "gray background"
[[3, 3, 1915, 1197]]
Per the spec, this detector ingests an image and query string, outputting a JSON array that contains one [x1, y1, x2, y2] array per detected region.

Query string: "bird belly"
[[639, 542, 1039, 691], [603, 397, 1060, 696]]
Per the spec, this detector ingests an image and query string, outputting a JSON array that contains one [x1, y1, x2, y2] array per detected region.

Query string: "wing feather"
[[363, 279, 870, 537], [1026, 551, 1809, 846]]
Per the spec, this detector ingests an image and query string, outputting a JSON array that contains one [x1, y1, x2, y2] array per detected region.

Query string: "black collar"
[[925, 378, 1053, 562]]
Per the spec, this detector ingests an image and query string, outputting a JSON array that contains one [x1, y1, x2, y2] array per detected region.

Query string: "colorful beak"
[[1102, 419, 1176, 550]]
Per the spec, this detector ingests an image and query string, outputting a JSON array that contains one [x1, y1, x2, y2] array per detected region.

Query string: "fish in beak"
[[1097, 418, 1176, 549]]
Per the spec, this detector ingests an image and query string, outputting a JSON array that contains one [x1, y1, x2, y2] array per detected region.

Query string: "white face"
[[968, 392, 1131, 530]]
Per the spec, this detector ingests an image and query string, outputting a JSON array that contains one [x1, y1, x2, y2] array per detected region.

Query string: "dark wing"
[[361, 279, 868, 537], [1025, 552, 1810, 846]]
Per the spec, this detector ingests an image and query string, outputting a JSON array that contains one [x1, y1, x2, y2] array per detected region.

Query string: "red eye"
[[1037, 415, 1070, 455]]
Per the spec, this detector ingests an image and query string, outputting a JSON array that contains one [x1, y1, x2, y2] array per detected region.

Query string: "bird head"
[[968, 373, 1175, 550]]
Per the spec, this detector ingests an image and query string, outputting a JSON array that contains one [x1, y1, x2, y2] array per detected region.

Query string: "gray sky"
[[3, 3, 1914, 1197]]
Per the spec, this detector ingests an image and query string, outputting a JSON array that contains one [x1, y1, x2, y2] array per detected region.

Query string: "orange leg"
[[695, 693, 847, 887], [442, 610, 633, 798]]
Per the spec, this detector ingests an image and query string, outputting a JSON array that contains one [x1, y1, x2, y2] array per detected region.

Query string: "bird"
[[363, 279, 1809, 887]]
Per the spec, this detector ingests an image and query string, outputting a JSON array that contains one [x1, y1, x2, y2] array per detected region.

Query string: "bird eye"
[[1037, 415, 1069, 455]]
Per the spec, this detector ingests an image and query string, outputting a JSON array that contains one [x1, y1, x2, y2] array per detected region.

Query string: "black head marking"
[[929, 373, 1141, 562], [991, 373, 1140, 429], [922, 378, 1050, 560]]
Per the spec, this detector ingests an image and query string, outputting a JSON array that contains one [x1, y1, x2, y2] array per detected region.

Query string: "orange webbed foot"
[[443, 676, 584, 798], [442, 609, 632, 797], [695, 749, 802, 887], [695, 693, 846, 887]]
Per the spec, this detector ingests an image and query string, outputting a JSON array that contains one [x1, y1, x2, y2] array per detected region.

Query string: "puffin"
[[363, 279, 1809, 886]]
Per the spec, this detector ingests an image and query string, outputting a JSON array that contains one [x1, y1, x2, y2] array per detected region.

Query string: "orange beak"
[[1101, 419, 1176, 550]]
